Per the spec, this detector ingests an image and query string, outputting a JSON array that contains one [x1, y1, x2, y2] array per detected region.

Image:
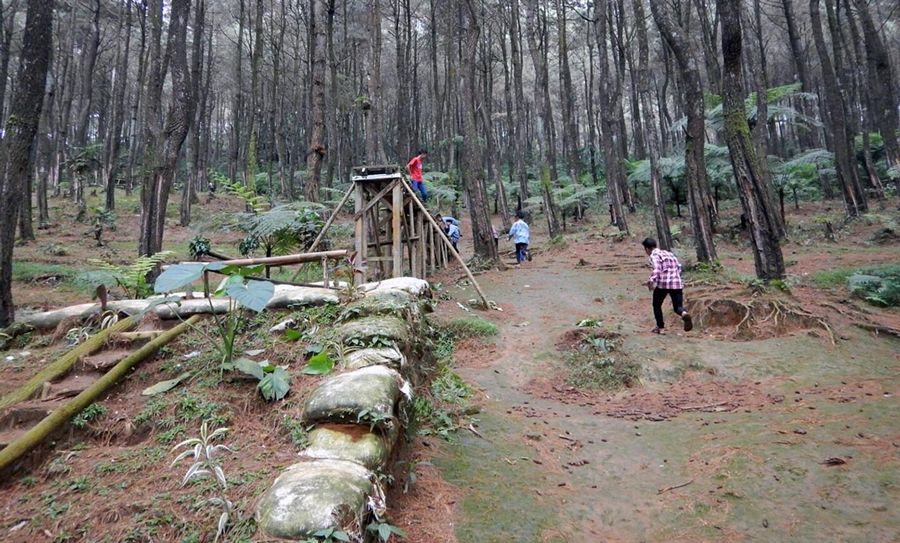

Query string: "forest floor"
[[390, 200, 900, 543], [0, 190, 898, 542]]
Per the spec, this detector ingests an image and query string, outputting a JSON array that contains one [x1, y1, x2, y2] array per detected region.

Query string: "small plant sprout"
[[171, 420, 234, 542]]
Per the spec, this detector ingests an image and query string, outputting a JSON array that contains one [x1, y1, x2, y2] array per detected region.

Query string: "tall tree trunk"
[[751, 0, 786, 237], [0, 0, 54, 327], [509, 0, 529, 203], [460, 0, 497, 262], [650, 0, 717, 262], [365, 0, 386, 163], [633, 0, 672, 250], [306, 0, 326, 202], [230, 0, 245, 182], [525, 0, 561, 237], [105, 0, 133, 212], [809, 0, 867, 216], [138, 0, 193, 260], [180, 0, 205, 226], [595, 0, 628, 233], [851, 0, 900, 192], [719, 0, 785, 280], [556, 0, 580, 186], [0, 1, 20, 121]]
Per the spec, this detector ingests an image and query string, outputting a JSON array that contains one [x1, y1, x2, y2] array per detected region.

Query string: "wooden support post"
[[354, 181, 367, 284], [417, 210, 426, 278], [392, 183, 403, 277]]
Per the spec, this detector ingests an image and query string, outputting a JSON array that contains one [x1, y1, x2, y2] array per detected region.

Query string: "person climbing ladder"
[[407, 149, 428, 202]]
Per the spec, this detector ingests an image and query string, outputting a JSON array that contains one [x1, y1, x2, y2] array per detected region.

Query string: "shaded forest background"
[[0, 0, 898, 326]]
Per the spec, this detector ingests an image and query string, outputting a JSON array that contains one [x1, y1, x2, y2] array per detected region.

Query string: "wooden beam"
[[392, 183, 403, 277]]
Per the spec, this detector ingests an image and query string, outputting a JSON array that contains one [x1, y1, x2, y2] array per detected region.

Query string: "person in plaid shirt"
[[642, 238, 693, 334]]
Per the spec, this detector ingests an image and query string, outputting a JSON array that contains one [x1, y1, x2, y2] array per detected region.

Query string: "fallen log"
[[0, 315, 202, 473], [0, 316, 137, 411]]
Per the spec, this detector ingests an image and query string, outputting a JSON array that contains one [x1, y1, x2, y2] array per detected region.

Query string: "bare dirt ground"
[[403, 200, 899, 542], [1, 194, 898, 542]]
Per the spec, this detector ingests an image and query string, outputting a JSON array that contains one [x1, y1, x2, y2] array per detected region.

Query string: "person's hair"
[[417, 148, 428, 155], [515, 210, 525, 219], [642, 237, 658, 249]]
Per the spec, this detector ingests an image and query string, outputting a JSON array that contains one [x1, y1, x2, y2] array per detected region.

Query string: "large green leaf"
[[234, 357, 265, 380], [302, 352, 335, 375], [225, 278, 274, 312], [258, 367, 291, 401], [154, 263, 206, 293]]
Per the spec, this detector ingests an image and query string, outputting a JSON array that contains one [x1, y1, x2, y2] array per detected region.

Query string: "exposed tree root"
[[689, 294, 835, 344]]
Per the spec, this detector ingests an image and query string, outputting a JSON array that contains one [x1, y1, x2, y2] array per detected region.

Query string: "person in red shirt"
[[407, 149, 428, 201], [642, 237, 693, 334]]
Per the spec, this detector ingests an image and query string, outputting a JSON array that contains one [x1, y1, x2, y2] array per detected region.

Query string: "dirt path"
[[427, 239, 899, 543]]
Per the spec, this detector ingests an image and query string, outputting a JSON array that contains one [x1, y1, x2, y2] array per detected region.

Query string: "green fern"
[[82, 251, 174, 298], [209, 170, 267, 213]]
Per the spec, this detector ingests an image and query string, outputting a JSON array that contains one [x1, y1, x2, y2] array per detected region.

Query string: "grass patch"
[[11, 261, 80, 283], [809, 268, 855, 289], [810, 262, 900, 302], [444, 316, 498, 338]]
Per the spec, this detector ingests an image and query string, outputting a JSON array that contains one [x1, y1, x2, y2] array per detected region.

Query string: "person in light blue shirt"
[[447, 222, 461, 252], [507, 210, 530, 263]]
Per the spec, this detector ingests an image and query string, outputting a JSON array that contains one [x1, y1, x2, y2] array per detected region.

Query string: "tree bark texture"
[[719, 0, 785, 280], [0, 0, 54, 327]]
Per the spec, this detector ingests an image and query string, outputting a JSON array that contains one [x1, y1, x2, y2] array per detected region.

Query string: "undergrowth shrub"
[[565, 332, 640, 390], [848, 264, 900, 307]]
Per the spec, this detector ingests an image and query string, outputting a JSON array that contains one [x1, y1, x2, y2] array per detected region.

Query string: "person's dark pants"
[[451, 241, 458, 252], [412, 180, 427, 201], [515, 242, 528, 263], [652, 288, 685, 329]]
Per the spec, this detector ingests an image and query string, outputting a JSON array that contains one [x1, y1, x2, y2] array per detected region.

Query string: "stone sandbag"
[[337, 315, 410, 348], [360, 277, 430, 297], [256, 458, 372, 540], [344, 347, 406, 371], [267, 285, 339, 308], [301, 423, 399, 470], [302, 365, 402, 429]]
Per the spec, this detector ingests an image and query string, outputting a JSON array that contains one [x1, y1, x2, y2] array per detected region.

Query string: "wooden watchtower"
[[350, 165, 452, 283]]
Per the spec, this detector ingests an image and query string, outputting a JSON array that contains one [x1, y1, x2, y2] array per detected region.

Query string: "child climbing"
[[406, 149, 428, 202], [642, 237, 693, 334], [448, 221, 461, 253]]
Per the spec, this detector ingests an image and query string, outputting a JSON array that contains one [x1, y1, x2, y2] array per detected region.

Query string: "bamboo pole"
[[177, 250, 348, 268], [306, 184, 356, 254], [0, 316, 137, 411], [398, 176, 492, 308], [0, 315, 202, 473]]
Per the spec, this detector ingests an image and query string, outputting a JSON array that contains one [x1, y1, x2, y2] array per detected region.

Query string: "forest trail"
[[426, 235, 899, 543]]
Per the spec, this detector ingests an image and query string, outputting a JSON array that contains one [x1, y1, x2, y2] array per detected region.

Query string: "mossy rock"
[[302, 423, 398, 470], [339, 288, 428, 324], [302, 365, 403, 429], [256, 459, 372, 540], [337, 315, 411, 349], [344, 347, 406, 371]]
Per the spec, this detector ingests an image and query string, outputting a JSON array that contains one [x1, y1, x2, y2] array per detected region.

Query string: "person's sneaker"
[[682, 312, 693, 332], [651, 327, 665, 335]]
